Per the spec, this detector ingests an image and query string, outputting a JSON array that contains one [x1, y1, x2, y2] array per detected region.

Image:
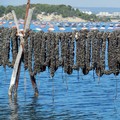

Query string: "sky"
[[0, 0, 120, 8]]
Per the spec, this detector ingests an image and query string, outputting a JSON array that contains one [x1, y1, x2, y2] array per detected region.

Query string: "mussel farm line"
[[0, 27, 120, 78]]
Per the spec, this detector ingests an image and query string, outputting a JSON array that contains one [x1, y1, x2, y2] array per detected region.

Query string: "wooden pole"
[[13, 0, 31, 96], [12, 10, 20, 34], [14, 59, 22, 96], [8, 8, 34, 96], [30, 75, 39, 96], [24, 0, 30, 30]]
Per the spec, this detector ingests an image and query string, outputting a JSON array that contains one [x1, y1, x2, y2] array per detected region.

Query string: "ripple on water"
[[0, 64, 120, 119]]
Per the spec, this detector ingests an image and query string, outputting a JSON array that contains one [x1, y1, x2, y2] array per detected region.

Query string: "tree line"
[[0, 4, 110, 22]]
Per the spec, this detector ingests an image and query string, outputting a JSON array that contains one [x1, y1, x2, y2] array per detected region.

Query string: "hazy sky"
[[0, 0, 120, 7]]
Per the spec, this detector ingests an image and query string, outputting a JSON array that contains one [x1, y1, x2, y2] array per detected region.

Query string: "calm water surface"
[[0, 65, 120, 120]]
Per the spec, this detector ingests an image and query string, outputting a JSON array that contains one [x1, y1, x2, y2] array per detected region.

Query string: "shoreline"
[[37, 14, 86, 23]]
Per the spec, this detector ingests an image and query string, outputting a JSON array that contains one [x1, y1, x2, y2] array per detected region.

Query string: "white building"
[[96, 12, 112, 17], [82, 11, 92, 15], [112, 12, 120, 17]]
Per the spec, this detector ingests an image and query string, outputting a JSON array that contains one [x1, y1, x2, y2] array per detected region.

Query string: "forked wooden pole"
[[24, 0, 30, 30], [8, 7, 35, 96], [14, 59, 22, 96]]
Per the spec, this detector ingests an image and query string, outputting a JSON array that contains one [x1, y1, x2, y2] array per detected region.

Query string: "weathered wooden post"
[[8, 1, 38, 97], [24, 0, 30, 30]]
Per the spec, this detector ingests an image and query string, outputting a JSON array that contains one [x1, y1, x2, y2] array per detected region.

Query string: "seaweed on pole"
[[39, 31, 44, 72], [6, 28, 12, 68], [40, 32, 46, 72], [60, 32, 65, 67], [63, 32, 68, 74], [91, 30, 99, 70], [55, 33, 60, 71], [50, 33, 56, 77], [117, 33, 120, 72], [72, 31, 78, 70], [46, 32, 51, 68], [69, 32, 75, 73], [44, 33, 48, 66], [76, 30, 80, 70], [108, 32, 114, 73], [108, 32, 117, 75], [113, 30, 120, 75], [63, 32, 67, 71], [86, 31, 93, 72], [81, 30, 89, 75], [11, 28, 18, 67], [95, 31, 104, 77], [66, 32, 73, 75], [0, 28, 4, 66], [1, 28, 6, 67], [24, 29, 30, 70], [32, 32, 40, 75], [0, 28, 119, 77], [2, 28, 11, 68], [28, 31, 35, 76]]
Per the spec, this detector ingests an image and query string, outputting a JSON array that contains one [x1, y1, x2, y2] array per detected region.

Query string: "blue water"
[[0, 22, 120, 120]]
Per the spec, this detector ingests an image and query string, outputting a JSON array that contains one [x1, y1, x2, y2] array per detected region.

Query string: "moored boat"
[[48, 27, 55, 31], [59, 27, 65, 31]]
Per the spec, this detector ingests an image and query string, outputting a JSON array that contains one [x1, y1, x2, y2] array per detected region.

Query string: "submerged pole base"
[[8, 85, 14, 96], [8, 85, 17, 97], [30, 75, 39, 96], [34, 86, 39, 97]]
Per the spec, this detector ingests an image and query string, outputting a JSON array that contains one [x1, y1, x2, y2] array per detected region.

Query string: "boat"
[[9, 21, 13, 25], [64, 23, 70, 27], [81, 26, 88, 30], [77, 23, 83, 27], [90, 27, 98, 30], [57, 23, 63, 27], [115, 24, 120, 27], [34, 28, 42, 32], [109, 23, 114, 27], [59, 27, 65, 31], [108, 26, 113, 30], [100, 25, 105, 30], [96, 23, 100, 28], [71, 23, 77, 27], [48, 27, 55, 31], [71, 27, 77, 30]]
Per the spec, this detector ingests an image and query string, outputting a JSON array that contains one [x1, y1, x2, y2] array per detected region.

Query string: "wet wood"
[[30, 75, 39, 96], [8, 45, 23, 96]]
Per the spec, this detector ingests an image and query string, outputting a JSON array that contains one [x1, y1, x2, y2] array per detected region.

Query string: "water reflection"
[[25, 96, 39, 120], [9, 96, 18, 120]]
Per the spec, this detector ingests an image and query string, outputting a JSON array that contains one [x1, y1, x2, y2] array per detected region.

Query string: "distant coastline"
[[0, 4, 110, 22]]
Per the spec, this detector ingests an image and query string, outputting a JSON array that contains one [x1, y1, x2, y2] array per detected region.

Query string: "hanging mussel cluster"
[[0, 27, 120, 77], [0, 27, 20, 68]]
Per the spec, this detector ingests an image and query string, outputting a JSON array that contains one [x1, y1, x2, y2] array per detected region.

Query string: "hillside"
[[0, 4, 110, 22]]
